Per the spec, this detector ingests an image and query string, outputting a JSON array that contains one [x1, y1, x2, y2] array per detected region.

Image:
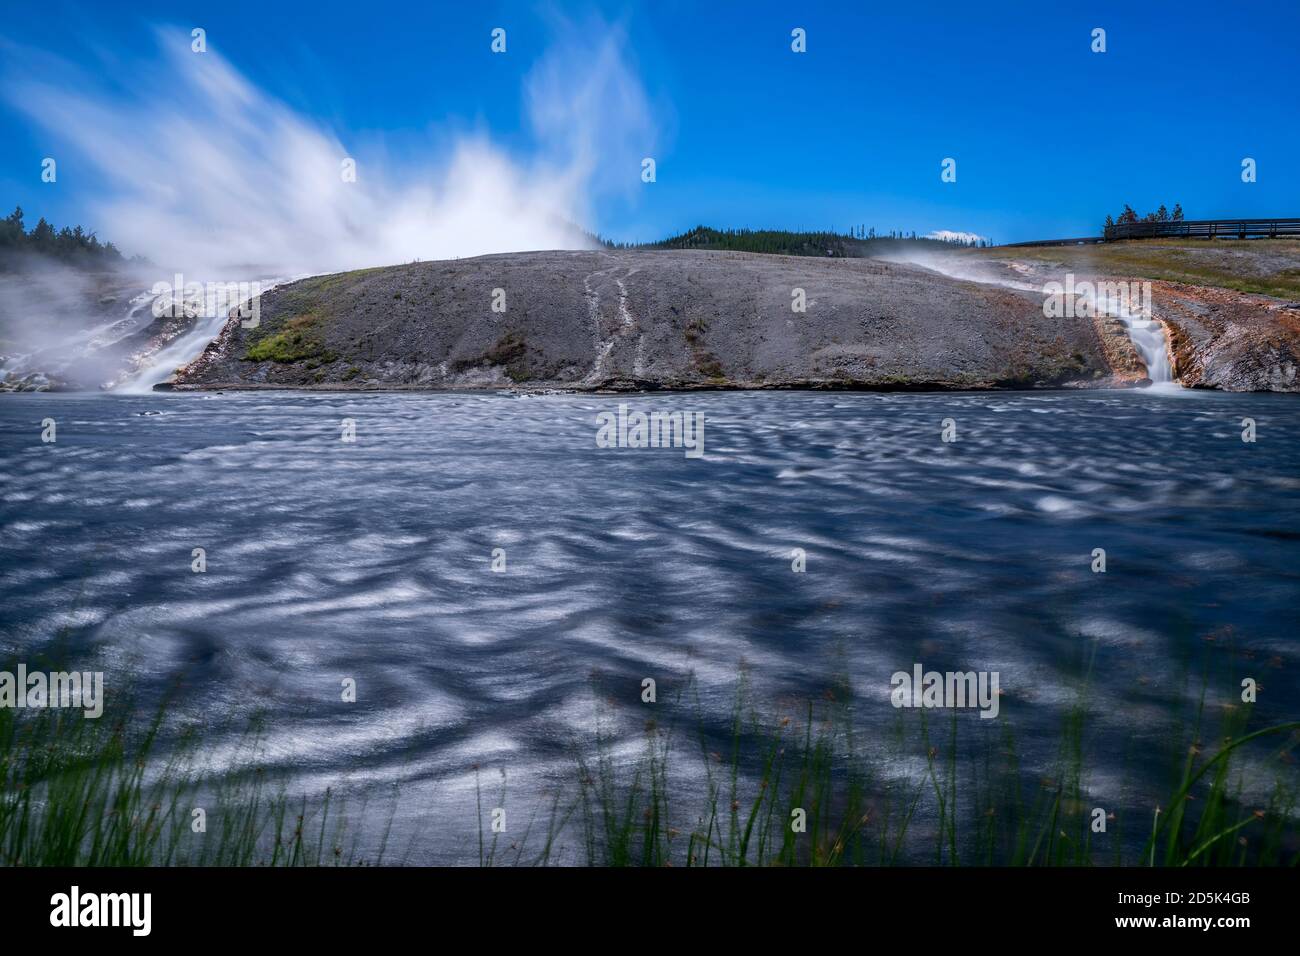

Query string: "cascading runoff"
[[116, 275, 294, 393], [1096, 284, 1172, 384], [0, 274, 159, 392], [877, 248, 1178, 387], [0, 273, 285, 392], [116, 286, 230, 393], [1041, 275, 1173, 385]]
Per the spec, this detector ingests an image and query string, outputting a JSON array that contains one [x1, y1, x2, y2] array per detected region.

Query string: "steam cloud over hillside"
[[2, 22, 657, 276]]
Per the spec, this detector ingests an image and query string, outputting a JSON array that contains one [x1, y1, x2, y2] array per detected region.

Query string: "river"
[[2, 388, 1297, 862]]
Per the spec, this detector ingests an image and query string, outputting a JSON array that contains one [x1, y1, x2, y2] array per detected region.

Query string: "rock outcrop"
[[1153, 281, 1300, 392]]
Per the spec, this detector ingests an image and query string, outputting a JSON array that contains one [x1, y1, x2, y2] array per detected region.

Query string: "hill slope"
[[951, 241, 1300, 391], [167, 249, 1132, 392]]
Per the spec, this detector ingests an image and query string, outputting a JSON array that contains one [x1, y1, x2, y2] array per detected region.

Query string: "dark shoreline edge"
[[151, 378, 1152, 395]]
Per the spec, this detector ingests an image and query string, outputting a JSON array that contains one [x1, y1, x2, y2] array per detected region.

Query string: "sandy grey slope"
[[167, 249, 1135, 391]]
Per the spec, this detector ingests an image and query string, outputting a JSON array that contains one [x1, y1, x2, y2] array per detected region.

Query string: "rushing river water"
[[2, 388, 1298, 862]]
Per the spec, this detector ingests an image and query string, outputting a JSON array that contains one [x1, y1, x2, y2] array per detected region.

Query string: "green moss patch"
[[243, 312, 336, 364]]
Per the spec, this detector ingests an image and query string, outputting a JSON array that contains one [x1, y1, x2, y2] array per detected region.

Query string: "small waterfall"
[[1, 273, 293, 392], [878, 250, 1179, 388], [1116, 314, 1172, 383], [116, 275, 295, 392], [115, 304, 228, 392], [1091, 284, 1173, 384]]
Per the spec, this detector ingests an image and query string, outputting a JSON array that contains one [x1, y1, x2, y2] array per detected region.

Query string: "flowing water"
[[882, 251, 1177, 385], [0, 275, 285, 392], [115, 276, 298, 393], [2, 389, 1297, 861], [1095, 283, 1173, 384]]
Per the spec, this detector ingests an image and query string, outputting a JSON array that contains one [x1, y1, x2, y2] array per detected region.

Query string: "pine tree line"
[[0, 206, 127, 269], [601, 225, 989, 256], [1104, 203, 1184, 231]]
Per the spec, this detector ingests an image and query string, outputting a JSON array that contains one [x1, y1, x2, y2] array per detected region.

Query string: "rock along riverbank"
[[164, 249, 1149, 393]]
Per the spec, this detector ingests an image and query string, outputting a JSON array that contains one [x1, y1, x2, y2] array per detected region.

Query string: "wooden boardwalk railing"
[[1104, 218, 1300, 240], [1001, 217, 1300, 247]]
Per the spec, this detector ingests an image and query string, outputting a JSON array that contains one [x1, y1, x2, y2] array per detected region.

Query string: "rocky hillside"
[[954, 241, 1300, 392], [166, 249, 1137, 392], [1154, 280, 1300, 391]]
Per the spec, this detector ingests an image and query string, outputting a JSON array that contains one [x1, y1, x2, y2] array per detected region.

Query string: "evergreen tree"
[[0, 206, 126, 269], [0, 206, 24, 247], [31, 217, 55, 246]]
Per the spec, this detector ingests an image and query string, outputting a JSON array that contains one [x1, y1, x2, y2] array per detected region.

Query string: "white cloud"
[[926, 229, 988, 245]]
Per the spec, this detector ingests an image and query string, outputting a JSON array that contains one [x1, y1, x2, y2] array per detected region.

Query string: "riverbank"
[[5, 243, 1299, 395], [4, 669, 1295, 866], [163, 249, 1139, 393], [160, 245, 1300, 395]]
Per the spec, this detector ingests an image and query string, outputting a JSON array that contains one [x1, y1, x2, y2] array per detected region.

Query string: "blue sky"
[[2, 0, 1298, 252]]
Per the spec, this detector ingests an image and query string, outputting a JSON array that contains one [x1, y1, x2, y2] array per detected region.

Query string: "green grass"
[[511, 676, 1297, 868], [243, 312, 337, 364], [974, 239, 1300, 299], [3, 670, 1295, 867], [0, 700, 399, 866]]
